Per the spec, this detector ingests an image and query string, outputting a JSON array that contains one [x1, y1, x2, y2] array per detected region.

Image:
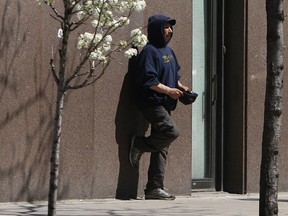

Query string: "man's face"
[[163, 23, 173, 43]]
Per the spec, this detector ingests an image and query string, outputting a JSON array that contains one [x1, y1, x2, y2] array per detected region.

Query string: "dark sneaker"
[[129, 135, 143, 167], [145, 188, 176, 200]]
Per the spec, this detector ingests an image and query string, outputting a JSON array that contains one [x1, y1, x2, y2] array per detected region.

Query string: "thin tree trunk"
[[47, 2, 70, 214], [48, 89, 65, 216], [259, 1, 284, 215]]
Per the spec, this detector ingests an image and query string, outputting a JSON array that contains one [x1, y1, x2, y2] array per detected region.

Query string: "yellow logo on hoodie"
[[162, 55, 173, 63]]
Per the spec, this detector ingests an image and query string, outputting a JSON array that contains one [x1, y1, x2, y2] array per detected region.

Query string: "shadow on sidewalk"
[[0, 203, 45, 216]]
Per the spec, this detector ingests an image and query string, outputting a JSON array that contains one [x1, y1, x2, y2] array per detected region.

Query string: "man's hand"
[[167, 88, 183, 99]]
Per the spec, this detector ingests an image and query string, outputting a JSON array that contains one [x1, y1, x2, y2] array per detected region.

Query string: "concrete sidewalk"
[[0, 192, 288, 216]]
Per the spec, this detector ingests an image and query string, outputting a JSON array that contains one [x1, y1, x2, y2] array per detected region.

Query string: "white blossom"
[[116, 1, 129, 12], [133, 33, 147, 47], [37, 0, 147, 60], [133, 0, 146, 12], [90, 49, 107, 62], [77, 33, 103, 49], [130, 29, 147, 47], [104, 35, 112, 44], [91, 20, 99, 28], [77, 11, 86, 20], [130, 28, 141, 37], [102, 44, 111, 52], [119, 40, 127, 48], [124, 48, 138, 58], [109, 0, 118, 3], [119, 17, 130, 25]]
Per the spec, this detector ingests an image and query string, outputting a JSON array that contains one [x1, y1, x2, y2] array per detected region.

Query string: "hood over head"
[[147, 14, 176, 48]]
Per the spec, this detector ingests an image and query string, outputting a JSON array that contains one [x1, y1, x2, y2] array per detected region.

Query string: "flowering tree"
[[36, 0, 147, 215]]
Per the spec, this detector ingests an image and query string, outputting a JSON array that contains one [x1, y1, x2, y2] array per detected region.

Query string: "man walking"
[[129, 14, 189, 200]]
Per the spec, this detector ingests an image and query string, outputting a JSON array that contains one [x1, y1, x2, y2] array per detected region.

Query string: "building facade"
[[0, 0, 287, 202]]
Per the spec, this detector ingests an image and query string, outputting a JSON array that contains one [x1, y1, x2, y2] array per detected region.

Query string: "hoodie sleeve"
[[136, 46, 160, 89]]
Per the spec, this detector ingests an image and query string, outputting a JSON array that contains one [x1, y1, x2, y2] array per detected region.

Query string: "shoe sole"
[[129, 135, 136, 167], [145, 197, 176, 200]]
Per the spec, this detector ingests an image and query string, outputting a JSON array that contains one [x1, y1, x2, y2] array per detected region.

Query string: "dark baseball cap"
[[167, 18, 176, 26]]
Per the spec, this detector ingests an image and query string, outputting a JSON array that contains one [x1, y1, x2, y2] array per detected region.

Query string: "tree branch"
[[49, 14, 63, 24], [67, 59, 111, 90], [50, 58, 59, 84], [49, 3, 64, 21]]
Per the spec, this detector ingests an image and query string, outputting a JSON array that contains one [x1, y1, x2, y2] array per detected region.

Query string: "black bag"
[[178, 87, 198, 105]]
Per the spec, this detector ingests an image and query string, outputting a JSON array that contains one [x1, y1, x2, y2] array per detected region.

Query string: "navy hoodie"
[[136, 15, 181, 111]]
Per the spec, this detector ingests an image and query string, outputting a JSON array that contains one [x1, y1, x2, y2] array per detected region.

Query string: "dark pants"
[[134, 105, 180, 189]]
